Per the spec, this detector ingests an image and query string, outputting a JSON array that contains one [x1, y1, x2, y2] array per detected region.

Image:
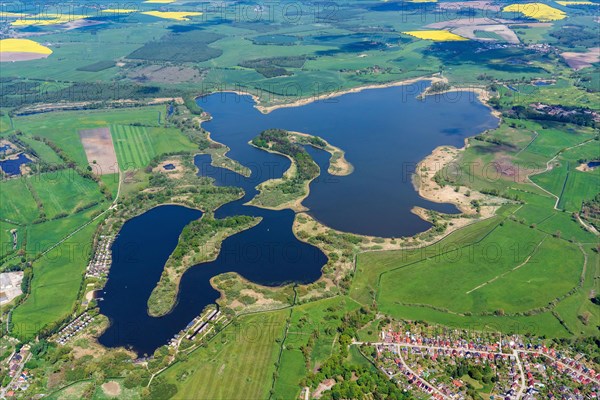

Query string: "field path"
[[526, 138, 595, 210], [37, 171, 121, 259], [465, 236, 547, 294]]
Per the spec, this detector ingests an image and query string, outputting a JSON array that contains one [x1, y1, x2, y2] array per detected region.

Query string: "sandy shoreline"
[[194, 75, 445, 115], [244, 141, 312, 212], [287, 131, 353, 176]]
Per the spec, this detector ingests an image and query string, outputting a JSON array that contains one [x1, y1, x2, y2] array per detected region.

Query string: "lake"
[[0, 153, 32, 176], [98, 82, 498, 355]]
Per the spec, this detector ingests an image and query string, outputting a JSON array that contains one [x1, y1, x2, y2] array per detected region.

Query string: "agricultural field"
[[28, 171, 105, 219], [11, 215, 103, 340], [0, 177, 39, 224], [111, 124, 195, 169], [1, 0, 599, 399], [11, 107, 166, 167], [377, 220, 582, 315], [161, 311, 287, 400]]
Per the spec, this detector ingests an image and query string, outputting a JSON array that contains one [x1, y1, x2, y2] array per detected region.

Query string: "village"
[[356, 324, 599, 399], [0, 345, 30, 399], [52, 312, 94, 346], [85, 235, 114, 278]]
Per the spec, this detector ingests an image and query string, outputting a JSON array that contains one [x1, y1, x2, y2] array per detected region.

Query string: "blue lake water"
[[0, 153, 31, 176], [588, 161, 600, 168], [98, 83, 498, 355]]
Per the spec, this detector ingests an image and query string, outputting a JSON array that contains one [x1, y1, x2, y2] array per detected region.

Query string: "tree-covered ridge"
[[170, 215, 258, 262], [147, 214, 260, 317], [252, 128, 320, 182], [249, 129, 320, 210]]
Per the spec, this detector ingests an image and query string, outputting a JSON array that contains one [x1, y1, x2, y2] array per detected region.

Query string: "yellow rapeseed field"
[[556, 1, 596, 5], [402, 30, 468, 42], [503, 3, 566, 21], [0, 39, 52, 54], [0, 12, 26, 18], [141, 11, 203, 21]]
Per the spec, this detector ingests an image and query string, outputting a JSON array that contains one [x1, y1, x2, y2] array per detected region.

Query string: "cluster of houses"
[[374, 327, 599, 399], [85, 235, 114, 278], [168, 308, 221, 349], [529, 102, 600, 123], [54, 312, 94, 345], [4, 345, 30, 396], [377, 341, 518, 399]]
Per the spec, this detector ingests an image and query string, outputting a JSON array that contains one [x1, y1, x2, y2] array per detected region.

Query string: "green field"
[[0, 221, 20, 260], [0, 177, 39, 224], [273, 297, 361, 399], [12, 213, 104, 340], [111, 125, 156, 168], [29, 170, 104, 219], [111, 124, 196, 169], [161, 311, 287, 400], [12, 107, 166, 167]]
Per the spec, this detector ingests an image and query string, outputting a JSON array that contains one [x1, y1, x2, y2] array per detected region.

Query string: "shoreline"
[[287, 131, 353, 176], [244, 140, 314, 213], [194, 74, 445, 115]]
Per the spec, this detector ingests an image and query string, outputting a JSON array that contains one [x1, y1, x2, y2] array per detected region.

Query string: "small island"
[[147, 213, 261, 317], [247, 129, 352, 211]]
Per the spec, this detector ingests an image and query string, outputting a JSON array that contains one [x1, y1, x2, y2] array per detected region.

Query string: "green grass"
[[273, 296, 361, 399], [379, 304, 570, 338], [25, 205, 103, 256], [376, 221, 582, 315], [12, 213, 103, 340], [111, 124, 196, 169], [0, 178, 39, 224], [12, 107, 165, 167], [100, 173, 120, 199], [19, 136, 63, 164], [162, 311, 287, 400], [353, 203, 587, 338], [352, 210, 509, 306], [0, 220, 20, 260], [111, 125, 155, 169], [29, 171, 104, 219]]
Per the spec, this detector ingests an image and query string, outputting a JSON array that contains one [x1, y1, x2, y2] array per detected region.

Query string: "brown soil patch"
[[79, 127, 119, 175], [314, 379, 336, 399], [127, 65, 204, 84], [0, 52, 50, 62], [101, 381, 121, 397], [561, 47, 600, 70], [153, 158, 184, 179]]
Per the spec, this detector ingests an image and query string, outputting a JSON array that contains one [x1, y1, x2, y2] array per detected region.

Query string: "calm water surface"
[[99, 84, 498, 355]]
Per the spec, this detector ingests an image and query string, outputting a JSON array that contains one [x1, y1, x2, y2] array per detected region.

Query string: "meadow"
[[0, 177, 39, 224], [111, 124, 195, 169], [12, 107, 166, 167], [11, 213, 104, 340], [272, 297, 361, 399], [377, 220, 582, 315], [29, 170, 104, 219], [162, 311, 287, 400]]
